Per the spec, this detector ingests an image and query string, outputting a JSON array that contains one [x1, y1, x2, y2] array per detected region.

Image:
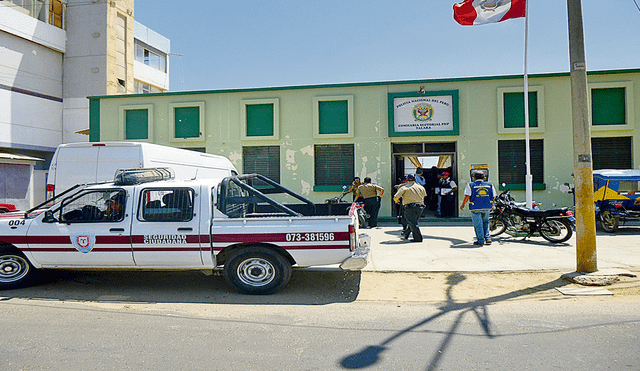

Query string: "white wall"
[[0, 3, 66, 53], [0, 23, 63, 151]]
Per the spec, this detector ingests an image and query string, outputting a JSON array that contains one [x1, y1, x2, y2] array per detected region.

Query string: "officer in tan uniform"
[[393, 174, 427, 242], [355, 177, 384, 227]]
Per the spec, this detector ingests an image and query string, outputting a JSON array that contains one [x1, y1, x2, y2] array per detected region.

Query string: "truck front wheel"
[[223, 247, 292, 295], [0, 247, 38, 290]]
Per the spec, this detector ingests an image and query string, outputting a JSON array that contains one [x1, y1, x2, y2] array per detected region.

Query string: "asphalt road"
[[1, 270, 640, 370]]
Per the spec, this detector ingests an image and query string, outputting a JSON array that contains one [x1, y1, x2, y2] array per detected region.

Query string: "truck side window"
[[60, 190, 126, 223], [217, 181, 247, 218], [139, 188, 194, 222]]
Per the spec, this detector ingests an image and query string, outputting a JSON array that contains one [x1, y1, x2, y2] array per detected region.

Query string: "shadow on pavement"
[[382, 227, 468, 246], [340, 273, 571, 369], [0, 269, 361, 306]]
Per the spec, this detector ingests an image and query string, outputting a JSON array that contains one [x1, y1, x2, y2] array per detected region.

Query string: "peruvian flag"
[[453, 0, 526, 25]]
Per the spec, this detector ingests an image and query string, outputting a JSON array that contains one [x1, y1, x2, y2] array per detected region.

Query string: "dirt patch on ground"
[[356, 269, 640, 303]]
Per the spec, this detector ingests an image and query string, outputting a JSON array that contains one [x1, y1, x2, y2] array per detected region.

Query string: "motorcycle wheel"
[[539, 219, 573, 243], [599, 211, 619, 233], [489, 219, 507, 236], [358, 210, 368, 229]]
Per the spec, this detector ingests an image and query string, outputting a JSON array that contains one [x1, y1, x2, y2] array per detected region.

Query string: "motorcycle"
[[489, 189, 575, 243], [325, 187, 369, 228]]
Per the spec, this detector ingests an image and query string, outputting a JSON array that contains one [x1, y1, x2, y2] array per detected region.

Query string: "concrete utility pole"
[[567, 0, 597, 272]]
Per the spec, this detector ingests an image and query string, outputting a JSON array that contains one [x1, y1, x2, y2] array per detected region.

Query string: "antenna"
[[168, 53, 185, 90]]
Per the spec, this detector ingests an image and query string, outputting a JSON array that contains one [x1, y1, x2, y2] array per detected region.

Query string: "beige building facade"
[[89, 68, 640, 219]]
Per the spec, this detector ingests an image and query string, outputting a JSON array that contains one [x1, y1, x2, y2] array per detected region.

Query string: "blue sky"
[[135, 1, 640, 92]]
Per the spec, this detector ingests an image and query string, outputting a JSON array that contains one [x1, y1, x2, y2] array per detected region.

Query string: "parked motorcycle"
[[325, 187, 369, 228], [489, 189, 575, 243]]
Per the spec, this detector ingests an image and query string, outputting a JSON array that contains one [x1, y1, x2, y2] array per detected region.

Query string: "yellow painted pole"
[[568, 0, 597, 272]]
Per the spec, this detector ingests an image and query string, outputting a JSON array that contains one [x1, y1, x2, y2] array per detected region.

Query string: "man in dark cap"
[[393, 174, 427, 242]]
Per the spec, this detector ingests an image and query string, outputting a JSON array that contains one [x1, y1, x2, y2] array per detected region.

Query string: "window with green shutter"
[[318, 100, 349, 134], [125, 109, 149, 140], [503, 92, 538, 128], [174, 106, 200, 138], [246, 104, 274, 137], [243, 146, 280, 183], [592, 137, 632, 170], [498, 139, 544, 189], [591, 88, 626, 126], [314, 144, 354, 190]]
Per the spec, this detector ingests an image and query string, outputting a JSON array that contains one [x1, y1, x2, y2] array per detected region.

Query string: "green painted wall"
[[91, 69, 640, 218]]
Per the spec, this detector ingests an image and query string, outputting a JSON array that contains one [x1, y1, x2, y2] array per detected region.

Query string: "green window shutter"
[[125, 109, 148, 140], [246, 104, 274, 137], [503, 92, 538, 128], [318, 100, 349, 134], [174, 106, 200, 138], [243, 146, 280, 183], [498, 139, 544, 185], [592, 88, 625, 126], [89, 99, 100, 142], [592, 137, 632, 170], [314, 144, 354, 186]]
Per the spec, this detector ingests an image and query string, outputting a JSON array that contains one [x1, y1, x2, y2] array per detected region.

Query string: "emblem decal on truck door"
[[71, 233, 96, 253]]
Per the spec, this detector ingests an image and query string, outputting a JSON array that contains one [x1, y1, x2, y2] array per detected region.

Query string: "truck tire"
[[0, 247, 38, 290], [223, 246, 292, 295]]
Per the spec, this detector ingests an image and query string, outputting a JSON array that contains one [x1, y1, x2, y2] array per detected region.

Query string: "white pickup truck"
[[0, 169, 370, 294]]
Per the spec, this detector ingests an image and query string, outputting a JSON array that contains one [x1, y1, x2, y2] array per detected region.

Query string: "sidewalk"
[[361, 221, 640, 273]]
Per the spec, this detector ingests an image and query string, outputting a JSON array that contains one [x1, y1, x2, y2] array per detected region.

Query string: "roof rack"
[[113, 168, 174, 185]]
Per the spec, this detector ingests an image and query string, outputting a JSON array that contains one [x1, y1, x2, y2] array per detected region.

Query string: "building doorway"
[[391, 142, 458, 218]]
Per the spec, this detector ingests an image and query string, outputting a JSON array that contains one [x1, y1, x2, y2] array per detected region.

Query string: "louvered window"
[[243, 146, 280, 183], [314, 144, 354, 187], [498, 139, 544, 187], [592, 137, 632, 170]]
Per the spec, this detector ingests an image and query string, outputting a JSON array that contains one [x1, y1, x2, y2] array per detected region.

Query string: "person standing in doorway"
[[415, 167, 426, 186], [438, 171, 458, 217], [394, 174, 427, 242], [460, 171, 496, 245], [355, 177, 384, 228]]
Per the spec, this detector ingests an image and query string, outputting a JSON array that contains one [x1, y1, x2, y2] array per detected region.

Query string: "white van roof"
[[58, 142, 231, 162]]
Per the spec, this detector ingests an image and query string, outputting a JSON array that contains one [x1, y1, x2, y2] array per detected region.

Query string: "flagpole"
[[523, 0, 533, 208]]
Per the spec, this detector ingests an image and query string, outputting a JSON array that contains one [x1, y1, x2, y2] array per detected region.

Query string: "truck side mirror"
[[42, 210, 57, 223]]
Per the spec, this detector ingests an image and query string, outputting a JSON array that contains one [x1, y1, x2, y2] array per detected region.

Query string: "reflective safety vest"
[[469, 180, 494, 211]]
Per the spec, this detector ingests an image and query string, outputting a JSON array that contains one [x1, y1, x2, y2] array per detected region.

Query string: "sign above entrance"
[[388, 90, 459, 137]]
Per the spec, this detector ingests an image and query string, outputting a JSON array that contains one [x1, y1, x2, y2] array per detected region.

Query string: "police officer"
[[460, 171, 496, 245], [355, 177, 384, 227], [437, 171, 457, 217], [394, 174, 427, 242]]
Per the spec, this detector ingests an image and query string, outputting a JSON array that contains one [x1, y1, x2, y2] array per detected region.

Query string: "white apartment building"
[[0, 0, 169, 209]]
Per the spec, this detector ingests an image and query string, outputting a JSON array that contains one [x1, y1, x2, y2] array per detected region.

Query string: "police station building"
[[88, 68, 640, 219]]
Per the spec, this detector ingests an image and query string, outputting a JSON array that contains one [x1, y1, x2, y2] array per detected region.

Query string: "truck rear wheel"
[[223, 247, 292, 295], [0, 247, 37, 290]]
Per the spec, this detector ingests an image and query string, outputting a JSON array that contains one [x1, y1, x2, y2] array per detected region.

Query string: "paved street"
[[2, 221, 640, 370], [1, 269, 639, 370]]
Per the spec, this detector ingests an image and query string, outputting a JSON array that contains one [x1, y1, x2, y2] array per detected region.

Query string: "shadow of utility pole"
[[340, 274, 570, 369]]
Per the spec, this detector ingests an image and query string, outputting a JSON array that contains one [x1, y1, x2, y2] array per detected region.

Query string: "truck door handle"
[[110, 228, 125, 232], [177, 227, 193, 231]]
